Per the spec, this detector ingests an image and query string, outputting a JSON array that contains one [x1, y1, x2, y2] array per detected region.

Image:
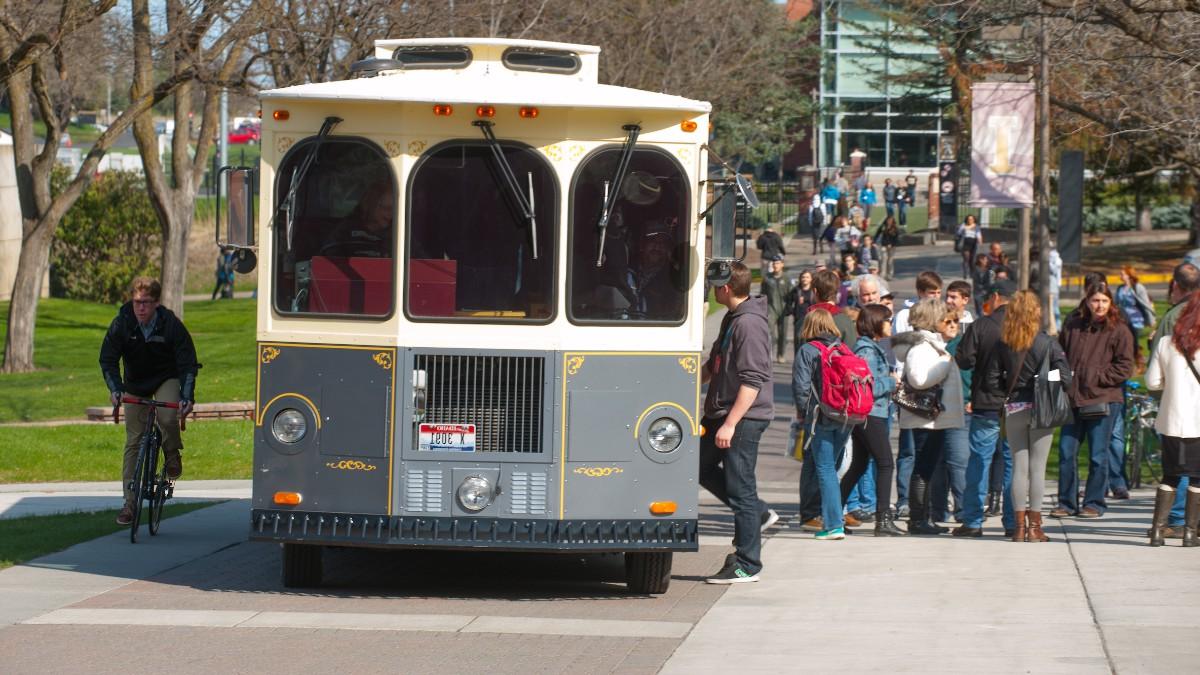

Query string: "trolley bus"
[[221, 37, 746, 593]]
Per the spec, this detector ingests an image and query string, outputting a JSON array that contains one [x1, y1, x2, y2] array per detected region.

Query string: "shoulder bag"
[[892, 337, 945, 420], [1032, 342, 1073, 429]]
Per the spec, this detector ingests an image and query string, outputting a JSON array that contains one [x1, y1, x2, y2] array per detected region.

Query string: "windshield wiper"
[[473, 120, 538, 260], [595, 124, 641, 267], [276, 115, 342, 251]]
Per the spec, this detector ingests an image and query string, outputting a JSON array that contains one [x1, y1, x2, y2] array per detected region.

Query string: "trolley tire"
[[281, 543, 323, 588], [624, 551, 672, 594]]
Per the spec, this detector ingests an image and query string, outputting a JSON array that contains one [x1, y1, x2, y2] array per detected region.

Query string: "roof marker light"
[[519, 107, 539, 119], [681, 120, 698, 132], [476, 105, 496, 118], [433, 104, 453, 116], [272, 110, 289, 121]]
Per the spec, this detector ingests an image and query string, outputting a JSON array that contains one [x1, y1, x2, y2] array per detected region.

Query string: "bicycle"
[[113, 395, 186, 543], [1123, 382, 1160, 489]]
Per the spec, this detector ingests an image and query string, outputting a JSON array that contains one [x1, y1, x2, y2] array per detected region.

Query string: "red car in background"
[[228, 123, 260, 144]]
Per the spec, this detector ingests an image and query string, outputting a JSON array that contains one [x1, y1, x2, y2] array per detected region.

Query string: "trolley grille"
[[414, 354, 546, 453]]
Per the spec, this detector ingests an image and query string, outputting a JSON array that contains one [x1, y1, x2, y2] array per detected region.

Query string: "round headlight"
[[271, 408, 307, 444], [647, 417, 683, 453], [457, 475, 493, 512]]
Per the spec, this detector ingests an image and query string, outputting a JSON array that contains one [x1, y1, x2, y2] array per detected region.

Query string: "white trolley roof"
[[260, 37, 711, 114]]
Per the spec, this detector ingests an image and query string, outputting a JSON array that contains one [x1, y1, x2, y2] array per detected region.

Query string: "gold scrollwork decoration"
[[276, 136, 295, 155], [372, 352, 394, 370], [677, 147, 692, 163], [573, 466, 624, 478], [543, 144, 563, 161], [567, 144, 585, 161], [385, 140, 403, 157], [408, 140, 427, 155], [566, 356, 585, 375], [678, 356, 698, 374], [325, 460, 378, 472], [261, 346, 281, 364]]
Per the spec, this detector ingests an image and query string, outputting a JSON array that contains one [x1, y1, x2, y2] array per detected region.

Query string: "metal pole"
[[1018, 207, 1031, 289], [1038, 12, 1053, 332], [219, 90, 229, 198]]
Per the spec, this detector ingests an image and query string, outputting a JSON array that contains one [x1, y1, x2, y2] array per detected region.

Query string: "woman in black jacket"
[[997, 291, 1072, 542]]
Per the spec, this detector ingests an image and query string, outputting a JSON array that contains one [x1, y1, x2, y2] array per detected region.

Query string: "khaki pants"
[[122, 378, 183, 504]]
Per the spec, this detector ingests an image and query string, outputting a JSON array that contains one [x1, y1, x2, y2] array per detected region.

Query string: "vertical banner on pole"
[[938, 161, 958, 233], [969, 82, 1035, 208], [1058, 150, 1084, 265]]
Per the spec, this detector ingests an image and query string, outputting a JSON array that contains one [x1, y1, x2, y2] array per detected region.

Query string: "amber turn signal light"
[[699, 424, 706, 437], [433, 104, 454, 116], [272, 110, 289, 121], [650, 501, 677, 516], [519, 107, 539, 119], [476, 105, 496, 118], [273, 491, 302, 506], [680, 120, 698, 132]]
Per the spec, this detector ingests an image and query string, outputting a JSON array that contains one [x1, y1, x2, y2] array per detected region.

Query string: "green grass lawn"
[[0, 501, 218, 570], [0, 420, 253, 483], [0, 298, 257, 422]]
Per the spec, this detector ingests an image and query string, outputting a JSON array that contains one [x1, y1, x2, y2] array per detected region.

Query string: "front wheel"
[[128, 438, 150, 544], [281, 543, 323, 588], [624, 551, 672, 594], [148, 433, 167, 536]]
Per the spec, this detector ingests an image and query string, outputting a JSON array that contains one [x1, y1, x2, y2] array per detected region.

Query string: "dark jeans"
[[1057, 403, 1121, 515], [841, 416, 894, 515], [911, 428, 946, 483], [699, 416, 770, 574], [895, 428, 915, 509], [930, 425, 969, 522]]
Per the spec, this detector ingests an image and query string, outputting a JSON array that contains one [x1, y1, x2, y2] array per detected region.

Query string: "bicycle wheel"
[[1127, 425, 1143, 489], [129, 433, 151, 543], [148, 430, 167, 536]]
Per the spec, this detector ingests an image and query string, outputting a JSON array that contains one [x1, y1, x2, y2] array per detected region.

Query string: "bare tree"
[[0, 2, 189, 373], [129, 0, 260, 316]]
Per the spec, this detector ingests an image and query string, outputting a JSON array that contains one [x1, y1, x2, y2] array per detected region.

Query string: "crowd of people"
[[700, 233, 1200, 584]]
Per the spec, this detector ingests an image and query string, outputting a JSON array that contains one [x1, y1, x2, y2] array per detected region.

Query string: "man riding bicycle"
[[99, 276, 201, 525]]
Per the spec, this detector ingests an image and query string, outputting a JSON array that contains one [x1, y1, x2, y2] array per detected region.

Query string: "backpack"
[[809, 339, 874, 426], [810, 205, 825, 230]]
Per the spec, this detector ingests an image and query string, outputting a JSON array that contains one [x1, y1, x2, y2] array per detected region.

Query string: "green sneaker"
[[814, 527, 845, 540], [705, 561, 760, 584]]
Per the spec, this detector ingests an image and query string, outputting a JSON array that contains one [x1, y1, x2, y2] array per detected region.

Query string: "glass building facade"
[[819, 1, 950, 169]]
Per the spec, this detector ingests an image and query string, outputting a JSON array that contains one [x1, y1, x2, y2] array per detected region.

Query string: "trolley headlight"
[[457, 475, 493, 512], [271, 409, 307, 444], [647, 417, 683, 454]]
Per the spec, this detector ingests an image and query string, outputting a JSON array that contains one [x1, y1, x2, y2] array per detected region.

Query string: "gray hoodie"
[[703, 295, 775, 421]]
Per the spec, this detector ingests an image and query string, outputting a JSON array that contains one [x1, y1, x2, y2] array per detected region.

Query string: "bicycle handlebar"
[[112, 395, 187, 430]]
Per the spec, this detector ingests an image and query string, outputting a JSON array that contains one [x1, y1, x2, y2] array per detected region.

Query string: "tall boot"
[[1027, 511, 1050, 542], [1183, 487, 1200, 548], [874, 509, 907, 537], [1012, 510, 1027, 542], [908, 476, 943, 535], [1149, 485, 1177, 547]]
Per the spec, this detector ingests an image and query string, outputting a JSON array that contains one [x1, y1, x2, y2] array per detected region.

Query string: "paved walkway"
[[0, 480, 249, 520]]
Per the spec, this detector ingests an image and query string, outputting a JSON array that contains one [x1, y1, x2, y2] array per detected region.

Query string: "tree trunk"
[[1, 224, 52, 373], [1135, 192, 1153, 231], [159, 192, 194, 314]]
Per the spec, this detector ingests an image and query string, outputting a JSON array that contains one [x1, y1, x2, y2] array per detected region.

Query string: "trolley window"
[[569, 148, 690, 323], [272, 137, 396, 318], [391, 45, 472, 69], [502, 48, 581, 74], [406, 142, 557, 322]]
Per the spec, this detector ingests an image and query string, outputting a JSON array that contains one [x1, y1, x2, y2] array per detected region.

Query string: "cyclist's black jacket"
[[99, 303, 201, 400]]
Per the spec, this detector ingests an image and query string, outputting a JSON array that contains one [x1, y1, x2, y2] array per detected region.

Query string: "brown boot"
[[1012, 510, 1027, 542], [1149, 485, 1176, 547], [1184, 488, 1200, 548], [1027, 511, 1050, 542]]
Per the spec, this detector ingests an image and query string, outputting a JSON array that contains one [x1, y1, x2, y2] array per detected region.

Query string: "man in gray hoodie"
[[700, 262, 776, 584]]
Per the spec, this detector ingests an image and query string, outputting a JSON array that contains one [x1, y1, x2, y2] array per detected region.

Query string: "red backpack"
[[809, 340, 874, 427]]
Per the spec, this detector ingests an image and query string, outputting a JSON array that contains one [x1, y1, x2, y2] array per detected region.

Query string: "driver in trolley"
[[99, 276, 201, 525]]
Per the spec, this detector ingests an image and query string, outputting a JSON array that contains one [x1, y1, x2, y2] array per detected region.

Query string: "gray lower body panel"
[[249, 508, 698, 552]]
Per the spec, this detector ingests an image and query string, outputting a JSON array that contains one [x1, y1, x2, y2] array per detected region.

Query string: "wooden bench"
[[86, 401, 255, 422]]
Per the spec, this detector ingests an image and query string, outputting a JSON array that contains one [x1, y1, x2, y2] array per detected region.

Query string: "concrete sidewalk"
[[0, 480, 250, 520], [664, 491, 1199, 673]]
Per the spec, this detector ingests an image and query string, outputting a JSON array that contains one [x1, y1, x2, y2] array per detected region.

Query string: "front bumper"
[[250, 509, 698, 552]]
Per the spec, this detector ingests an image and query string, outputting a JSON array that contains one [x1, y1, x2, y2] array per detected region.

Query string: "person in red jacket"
[[1053, 283, 1134, 519]]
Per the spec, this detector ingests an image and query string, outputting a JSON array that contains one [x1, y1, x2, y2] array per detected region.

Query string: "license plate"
[[418, 423, 476, 452]]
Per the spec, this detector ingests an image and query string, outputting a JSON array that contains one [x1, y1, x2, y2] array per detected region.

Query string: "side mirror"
[[217, 166, 257, 260], [705, 260, 732, 288], [709, 184, 737, 260], [735, 175, 760, 209]]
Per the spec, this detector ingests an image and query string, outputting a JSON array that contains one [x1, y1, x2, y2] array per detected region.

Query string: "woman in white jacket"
[[1145, 291, 1200, 547], [894, 298, 965, 535]]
